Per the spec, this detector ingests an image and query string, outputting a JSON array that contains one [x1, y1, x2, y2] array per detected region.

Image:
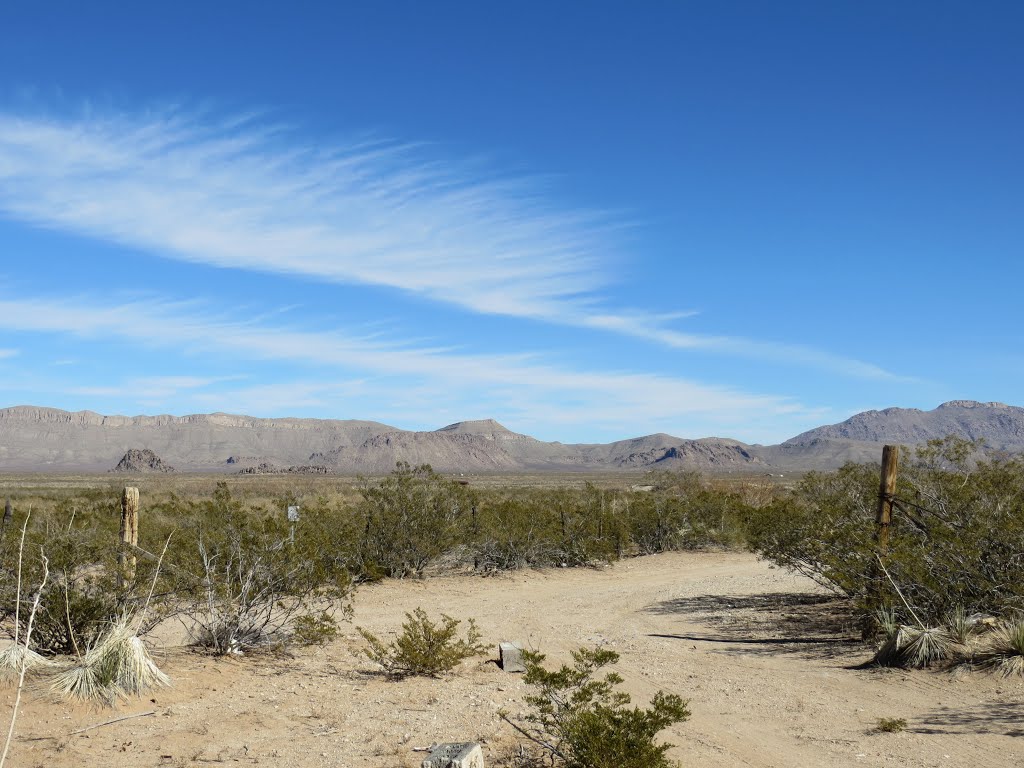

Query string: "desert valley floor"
[[2, 551, 1021, 767]]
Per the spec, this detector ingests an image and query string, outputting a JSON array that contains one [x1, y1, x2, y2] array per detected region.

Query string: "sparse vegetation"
[[973, 619, 1024, 677], [167, 483, 355, 654], [290, 610, 340, 647], [748, 438, 1024, 635], [357, 607, 486, 678], [873, 625, 954, 669], [500, 646, 690, 768], [875, 717, 908, 733], [50, 615, 170, 705], [357, 462, 474, 579]]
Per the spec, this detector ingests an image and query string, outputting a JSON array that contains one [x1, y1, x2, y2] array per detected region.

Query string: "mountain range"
[[1, 401, 1022, 474]]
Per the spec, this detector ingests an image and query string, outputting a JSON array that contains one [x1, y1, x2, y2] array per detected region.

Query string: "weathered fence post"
[[875, 445, 899, 557], [864, 445, 899, 638], [2, 497, 11, 530], [118, 486, 140, 586]]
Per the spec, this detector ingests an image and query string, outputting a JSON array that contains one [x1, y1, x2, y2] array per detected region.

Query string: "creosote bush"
[[357, 463, 474, 579], [501, 646, 690, 768], [748, 437, 1024, 632], [2, 464, 757, 663], [291, 610, 340, 647], [357, 607, 486, 678], [154, 483, 355, 654]]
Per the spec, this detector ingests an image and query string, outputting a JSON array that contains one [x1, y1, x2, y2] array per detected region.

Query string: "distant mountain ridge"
[[785, 401, 1024, 450], [0, 401, 1019, 474]]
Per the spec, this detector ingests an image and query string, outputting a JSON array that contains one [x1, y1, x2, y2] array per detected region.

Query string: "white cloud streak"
[[0, 349, 17, 359], [70, 375, 242, 399], [0, 109, 608, 319], [0, 294, 815, 439], [0, 108, 901, 380]]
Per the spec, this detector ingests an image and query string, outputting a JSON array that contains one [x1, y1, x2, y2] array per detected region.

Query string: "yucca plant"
[[51, 615, 170, 705], [973, 620, 1024, 677], [51, 534, 173, 705], [873, 625, 954, 669], [0, 644, 49, 679], [898, 626, 954, 668]]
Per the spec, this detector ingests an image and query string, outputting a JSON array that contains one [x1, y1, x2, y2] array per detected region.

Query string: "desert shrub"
[[357, 463, 474, 579], [876, 717, 907, 733], [357, 607, 486, 678], [747, 438, 1024, 629], [873, 625, 955, 669], [625, 471, 752, 554], [0, 496, 169, 656], [550, 485, 622, 566], [165, 483, 353, 654], [471, 486, 623, 572], [291, 610, 339, 647], [50, 615, 170, 705], [501, 646, 690, 768], [470, 494, 562, 572]]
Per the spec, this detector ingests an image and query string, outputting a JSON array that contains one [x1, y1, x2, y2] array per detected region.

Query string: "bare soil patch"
[[3, 551, 1020, 767]]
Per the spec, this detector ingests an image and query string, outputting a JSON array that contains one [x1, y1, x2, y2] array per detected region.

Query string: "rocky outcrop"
[[111, 448, 175, 473]]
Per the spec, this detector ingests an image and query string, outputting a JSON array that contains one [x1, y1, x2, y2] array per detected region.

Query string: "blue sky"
[[0, 1, 1021, 444]]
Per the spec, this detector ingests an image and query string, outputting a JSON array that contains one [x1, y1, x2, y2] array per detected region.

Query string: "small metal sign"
[[287, 505, 300, 522]]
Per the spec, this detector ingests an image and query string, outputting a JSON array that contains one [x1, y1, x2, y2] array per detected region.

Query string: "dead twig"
[[69, 710, 157, 735], [1, 542, 48, 768]]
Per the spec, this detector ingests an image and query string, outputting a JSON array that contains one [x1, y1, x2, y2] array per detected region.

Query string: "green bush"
[[357, 607, 486, 678], [876, 717, 907, 733], [358, 463, 473, 579], [471, 486, 624, 572], [502, 646, 690, 768], [470, 494, 562, 572], [162, 483, 354, 654], [624, 471, 752, 554], [0, 495, 159, 656], [291, 610, 340, 647], [747, 437, 1024, 629]]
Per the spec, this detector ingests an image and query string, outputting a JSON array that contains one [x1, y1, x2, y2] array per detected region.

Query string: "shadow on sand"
[[644, 592, 866, 660]]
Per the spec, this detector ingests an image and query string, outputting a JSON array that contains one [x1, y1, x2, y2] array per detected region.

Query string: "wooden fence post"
[[875, 445, 899, 557], [864, 445, 899, 638], [118, 486, 140, 586]]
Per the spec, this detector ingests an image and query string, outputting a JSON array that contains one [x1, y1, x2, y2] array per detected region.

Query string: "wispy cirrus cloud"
[[0, 108, 609, 319], [0, 108, 902, 380], [0, 293, 820, 440], [70, 375, 242, 400], [0, 348, 17, 359]]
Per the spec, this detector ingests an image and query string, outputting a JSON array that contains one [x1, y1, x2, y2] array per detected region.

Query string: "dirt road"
[[4, 551, 1021, 767]]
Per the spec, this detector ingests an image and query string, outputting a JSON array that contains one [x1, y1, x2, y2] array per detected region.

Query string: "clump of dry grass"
[[973, 619, 1024, 678], [51, 616, 170, 705], [945, 605, 974, 646], [0, 645, 49, 679]]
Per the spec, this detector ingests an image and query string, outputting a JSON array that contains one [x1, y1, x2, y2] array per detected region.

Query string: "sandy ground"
[[3, 551, 1021, 767]]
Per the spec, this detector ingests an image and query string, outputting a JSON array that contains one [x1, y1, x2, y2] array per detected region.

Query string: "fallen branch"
[[69, 710, 157, 735]]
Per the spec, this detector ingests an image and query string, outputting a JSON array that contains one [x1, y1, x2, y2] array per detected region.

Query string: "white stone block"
[[421, 741, 484, 768]]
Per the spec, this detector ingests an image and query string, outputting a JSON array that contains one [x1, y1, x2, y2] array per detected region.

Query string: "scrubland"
[[1, 440, 1022, 767]]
